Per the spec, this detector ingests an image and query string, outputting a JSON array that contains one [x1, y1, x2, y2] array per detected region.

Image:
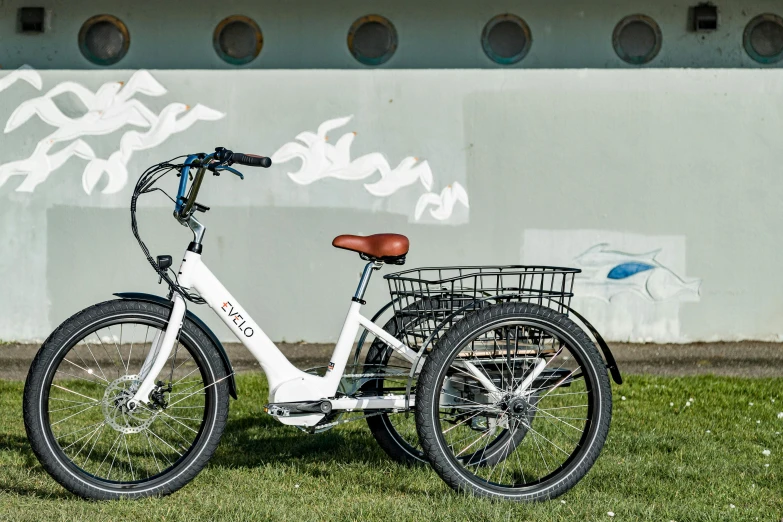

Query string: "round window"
[[214, 16, 263, 65], [347, 15, 398, 66], [78, 15, 130, 66], [613, 15, 662, 65], [481, 14, 532, 65], [744, 14, 783, 64]]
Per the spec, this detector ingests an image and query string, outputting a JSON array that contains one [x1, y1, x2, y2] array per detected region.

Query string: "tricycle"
[[23, 147, 621, 501]]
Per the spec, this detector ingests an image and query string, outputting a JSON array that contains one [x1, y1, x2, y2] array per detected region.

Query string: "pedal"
[[264, 404, 291, 417]]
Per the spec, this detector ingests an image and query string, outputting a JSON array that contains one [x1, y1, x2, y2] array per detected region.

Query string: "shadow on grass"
[[212, 413, 395, 471], [0, 410, 409, 499], [0, 433, 71, 500], [0, 432, 40, 468]]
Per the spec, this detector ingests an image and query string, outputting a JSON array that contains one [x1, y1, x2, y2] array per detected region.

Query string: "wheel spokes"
[[436, 320, 592, 488], [47, 321, 208, 484]]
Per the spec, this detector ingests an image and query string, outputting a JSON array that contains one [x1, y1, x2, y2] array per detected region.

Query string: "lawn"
[[0, 374, 781, 521]]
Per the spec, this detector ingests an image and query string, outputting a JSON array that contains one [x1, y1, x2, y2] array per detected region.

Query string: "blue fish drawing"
[[607, 262, 655, 280], [574, 244, 701, 302]]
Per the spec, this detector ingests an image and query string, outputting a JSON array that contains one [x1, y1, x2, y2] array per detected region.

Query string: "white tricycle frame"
[[127, 214, 547, 428]]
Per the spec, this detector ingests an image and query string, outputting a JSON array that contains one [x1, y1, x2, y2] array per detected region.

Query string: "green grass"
[[0, 374, 781, 521]]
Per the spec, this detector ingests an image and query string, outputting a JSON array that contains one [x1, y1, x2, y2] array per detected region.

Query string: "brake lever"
[[212, 165, 245, 179]]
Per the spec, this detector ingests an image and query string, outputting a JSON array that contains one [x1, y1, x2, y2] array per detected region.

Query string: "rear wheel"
[[416, 302, 612, 501], [23, 299, 230, 500]]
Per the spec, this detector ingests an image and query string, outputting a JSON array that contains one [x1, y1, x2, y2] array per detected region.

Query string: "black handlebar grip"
[[230, 153, 272, 168]]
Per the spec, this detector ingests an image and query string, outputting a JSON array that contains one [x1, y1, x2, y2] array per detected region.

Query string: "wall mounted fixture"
[[18, 7, 45, 33]]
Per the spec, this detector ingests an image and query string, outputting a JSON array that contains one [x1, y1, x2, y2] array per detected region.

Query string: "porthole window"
[[347, 15, 398, 66], [481, 14, 532, 65], [214, 16, 263, 65], [78, 15, 129, 66], [744, 14, 783, 64], [613, 15, 662, 65]]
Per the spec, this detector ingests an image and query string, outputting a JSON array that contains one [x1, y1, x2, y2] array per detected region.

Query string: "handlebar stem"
[[187, 215, 206, 246]]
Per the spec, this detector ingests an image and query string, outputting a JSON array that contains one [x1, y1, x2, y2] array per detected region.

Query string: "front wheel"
[[23, 299, 230, 500], [415, 302, 612, 501]]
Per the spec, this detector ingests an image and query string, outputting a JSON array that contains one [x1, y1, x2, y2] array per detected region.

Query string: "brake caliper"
[[149, 380, 172, 410]]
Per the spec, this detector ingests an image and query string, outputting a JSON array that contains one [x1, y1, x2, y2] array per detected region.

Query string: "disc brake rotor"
[[101, 374, 156, 434]]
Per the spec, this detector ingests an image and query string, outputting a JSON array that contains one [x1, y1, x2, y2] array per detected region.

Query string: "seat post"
[[353, 260, 382, 304]]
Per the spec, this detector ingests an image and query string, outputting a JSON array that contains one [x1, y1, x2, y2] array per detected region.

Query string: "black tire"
[[416, 302, 612, 501], [23, 299, 230, 500]]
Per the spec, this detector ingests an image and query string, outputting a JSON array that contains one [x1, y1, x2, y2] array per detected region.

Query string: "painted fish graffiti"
[[271, 115, 468, 221], [0, 66, 225, 194], [574, 243, 701, 302]]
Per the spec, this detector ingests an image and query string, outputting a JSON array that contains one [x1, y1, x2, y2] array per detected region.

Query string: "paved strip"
[[2, 341, 782, 380]]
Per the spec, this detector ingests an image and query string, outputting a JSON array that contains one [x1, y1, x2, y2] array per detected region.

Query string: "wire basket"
[[384, 266, 579, 354]]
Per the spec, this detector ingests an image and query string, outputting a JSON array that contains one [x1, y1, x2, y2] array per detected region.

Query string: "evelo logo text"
[[221, 301, 254, 338]]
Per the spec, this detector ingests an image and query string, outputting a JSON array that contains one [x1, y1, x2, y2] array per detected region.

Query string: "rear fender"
[[566, 306, 623, 385]]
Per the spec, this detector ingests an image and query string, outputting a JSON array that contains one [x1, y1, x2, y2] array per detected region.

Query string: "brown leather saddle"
[[332, 233, 409, 264]]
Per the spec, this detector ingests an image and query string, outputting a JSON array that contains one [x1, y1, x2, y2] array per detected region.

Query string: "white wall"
[[0, 68, 780, 343]]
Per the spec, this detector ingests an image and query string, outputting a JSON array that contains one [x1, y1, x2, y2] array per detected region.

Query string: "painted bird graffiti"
[[0, 66, 225, 194], [271, 115, 468, 221]]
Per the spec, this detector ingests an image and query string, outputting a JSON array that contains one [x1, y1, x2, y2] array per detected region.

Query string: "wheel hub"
[[101, 374, 156, 434], [504, 395, 532, 420]]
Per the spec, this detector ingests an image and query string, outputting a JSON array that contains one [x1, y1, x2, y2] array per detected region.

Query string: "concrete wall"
[[0, 0, 782, 68], [1, 67, 781, 344], [0, 0, 781, 343]]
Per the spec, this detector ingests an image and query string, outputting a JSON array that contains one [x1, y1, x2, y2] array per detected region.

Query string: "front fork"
[[127, 294, 187, 409], [128, 215, 204, 409]]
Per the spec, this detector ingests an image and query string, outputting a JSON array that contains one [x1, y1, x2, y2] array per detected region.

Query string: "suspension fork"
[[128, 294, 187, 408], [128, 216, 204, 409]]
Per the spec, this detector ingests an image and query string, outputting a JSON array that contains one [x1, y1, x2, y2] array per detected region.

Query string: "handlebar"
[[229, 153, 272, 168], [174, 147, 272, 219]]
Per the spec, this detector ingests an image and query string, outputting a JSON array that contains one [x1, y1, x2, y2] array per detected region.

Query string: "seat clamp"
[[351, 296, 366, 305]]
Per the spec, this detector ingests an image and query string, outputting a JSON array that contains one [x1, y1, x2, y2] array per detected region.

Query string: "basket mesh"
[[384, 266, 578, 354]]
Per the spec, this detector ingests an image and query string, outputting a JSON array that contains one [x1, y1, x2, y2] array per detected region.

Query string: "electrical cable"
[[130, 156, 206, 305]]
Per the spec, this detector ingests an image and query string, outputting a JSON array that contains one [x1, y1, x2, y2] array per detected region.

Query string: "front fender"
[[113, 292, 238, 399]]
